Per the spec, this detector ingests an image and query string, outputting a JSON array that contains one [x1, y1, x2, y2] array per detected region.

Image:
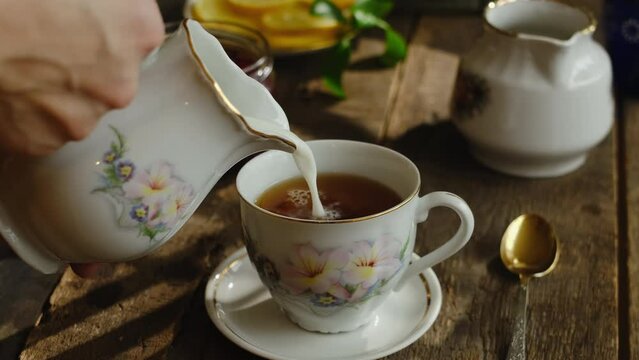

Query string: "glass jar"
[[165, 21, 275, 91]]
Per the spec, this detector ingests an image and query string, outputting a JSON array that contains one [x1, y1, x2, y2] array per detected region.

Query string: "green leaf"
[[344, 284, 358, 294], [353, 0, 394, 18], [91, 186, 119, 194], [399, 235, 410, 261], [351, 12, 406, 66], [317, 0, 405, 98], [381, 27, 407, 66], [352, 9, 384, 29], [323, 75, 347, 99], [104, 166, 122, 186], [310, 0, 346, 23], [141, 225, 157, 240], [322, 37, 352, 99], [109, 125, 127, 156]]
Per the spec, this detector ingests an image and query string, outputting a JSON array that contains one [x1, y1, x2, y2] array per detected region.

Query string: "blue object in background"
[[606, 0, 639, 97]]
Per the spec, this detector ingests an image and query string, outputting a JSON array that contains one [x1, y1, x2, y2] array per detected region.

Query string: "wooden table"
[[1, 0, 637, 358]]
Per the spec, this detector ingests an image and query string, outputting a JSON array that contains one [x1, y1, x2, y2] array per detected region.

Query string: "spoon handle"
[[507, 284, 528, 360]]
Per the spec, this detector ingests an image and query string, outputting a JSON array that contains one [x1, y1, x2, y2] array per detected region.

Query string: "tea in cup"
[[236, 140, 474, 333], [256, 173, 402, 220]]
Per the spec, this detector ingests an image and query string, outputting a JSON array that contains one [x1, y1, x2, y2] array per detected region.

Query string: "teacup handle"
[[395, 191, 474, 289]]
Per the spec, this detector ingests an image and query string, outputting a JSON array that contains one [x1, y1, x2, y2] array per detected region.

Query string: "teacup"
[[237, 140, 474, 333]]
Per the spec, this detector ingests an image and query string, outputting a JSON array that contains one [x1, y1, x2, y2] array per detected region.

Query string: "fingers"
[[70, 263, 112, 278], [134, 0, 165, 55], [85, 69, 139, 109], [29, 90, 107, 141], [79, 0, 165, 109], [0, 0, 166, 156], [0, 90, 107, 155], [0, 94, 67, 155]]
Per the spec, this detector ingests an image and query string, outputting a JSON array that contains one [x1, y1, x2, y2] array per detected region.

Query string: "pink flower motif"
[[157, 183, 195, 227], [341, 238, 402, 289], [143, 200, 165, 228], [280, 244, 349, 295], [122, 161, 177, 202], [326, 283, 369, 302]]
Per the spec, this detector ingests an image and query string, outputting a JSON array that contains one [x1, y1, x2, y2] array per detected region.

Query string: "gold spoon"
[[500, 214, 560, 360]]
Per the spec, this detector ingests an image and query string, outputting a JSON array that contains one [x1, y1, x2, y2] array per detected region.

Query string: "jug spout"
[[484, 0, 598, 85], [484, 1, 596, 44], [526, 39, 580, 87]]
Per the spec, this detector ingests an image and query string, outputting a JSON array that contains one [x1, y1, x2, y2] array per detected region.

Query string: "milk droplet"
[[293, 142, 326, 219]]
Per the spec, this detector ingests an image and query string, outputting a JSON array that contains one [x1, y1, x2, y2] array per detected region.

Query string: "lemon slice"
[[297, 0, 354, 8], [331, 0, 355, 8], [264, 30, 336, 50], [191, 0, 257, 27], [262, 6, 340, 33], [227, 0, 296, 14]]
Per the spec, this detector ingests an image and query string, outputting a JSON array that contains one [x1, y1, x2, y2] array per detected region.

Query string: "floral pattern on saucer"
[[92, 126, 195, 241], [244, 229, 410, 312]]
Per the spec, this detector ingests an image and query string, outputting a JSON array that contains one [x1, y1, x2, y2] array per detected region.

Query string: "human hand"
[[70, 263, 111, 278], [2, 235, 107, 277], [0, 0, 164, 155]]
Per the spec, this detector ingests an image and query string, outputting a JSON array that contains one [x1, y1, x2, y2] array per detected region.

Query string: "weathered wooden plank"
[[167, 250, 263, 360], [381, 2, 616, 357], [381, 122, 617, 359], [0, 3, 183, 353], [0, 242, 60, 360], [167, 14, 421, 359], [19, 10, 417, 360], [172, 115, 631, 360], [18, 175, 242, 360], [384, 16, 482, 140], [625, 100, 639, 360], [19, 0, 619, 358], [383, 0, 603, 140], [273, 15, 415, 143]]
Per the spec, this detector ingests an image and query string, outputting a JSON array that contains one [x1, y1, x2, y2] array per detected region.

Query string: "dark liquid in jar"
[[223, 43, 274, 91]]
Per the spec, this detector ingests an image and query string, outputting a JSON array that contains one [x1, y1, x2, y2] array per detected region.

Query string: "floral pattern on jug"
[[244, 229, 410, 313], [93, 126, 195, 241], [452, 70, 491, 120]]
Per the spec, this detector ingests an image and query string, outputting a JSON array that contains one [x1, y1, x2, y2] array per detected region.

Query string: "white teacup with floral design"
[[237, 140, 474, 333]]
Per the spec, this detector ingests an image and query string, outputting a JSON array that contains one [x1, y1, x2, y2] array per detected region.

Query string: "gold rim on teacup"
[[237, 141, 422, 224]]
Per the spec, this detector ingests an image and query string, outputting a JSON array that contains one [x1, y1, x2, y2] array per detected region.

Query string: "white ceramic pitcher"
[[0, 20, 296, 273], [453, 0, 614, 178]]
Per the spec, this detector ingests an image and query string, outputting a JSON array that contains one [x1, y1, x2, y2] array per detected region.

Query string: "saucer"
[[204, 247, 443, 360]]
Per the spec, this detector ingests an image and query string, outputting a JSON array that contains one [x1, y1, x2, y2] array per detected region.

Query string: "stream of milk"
[[243, 116, 326, 219]]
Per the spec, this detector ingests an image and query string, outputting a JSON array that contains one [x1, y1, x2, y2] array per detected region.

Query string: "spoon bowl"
[[500, 214, 559, 360], [500, 214, 560, 279]]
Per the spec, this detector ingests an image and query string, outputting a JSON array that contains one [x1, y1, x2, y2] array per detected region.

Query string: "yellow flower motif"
[[134, 207, 147, 218], [318, 295, 335, 305], [119, 165, 133, 178]]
